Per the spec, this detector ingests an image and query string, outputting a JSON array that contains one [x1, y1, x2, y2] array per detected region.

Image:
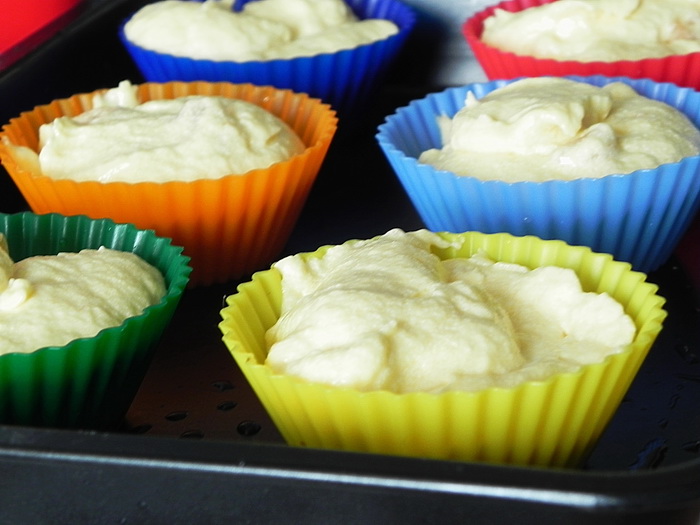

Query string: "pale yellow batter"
[[419, 77, 700, 182], [123, 0, 398, 61], [0, 236, 165, 355], [8, 80, 305, 183], [265, 229, 635, 393], [482, 0, 700, 62]]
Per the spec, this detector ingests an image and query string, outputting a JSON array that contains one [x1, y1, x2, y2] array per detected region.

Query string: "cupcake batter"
[[418, 77, 700, 182], [265, 229, 635, 393], [0, 235, 165, 355], [123, 0, 398, 61], [17, 80, 305, 183], [482, 0, 700, 62]]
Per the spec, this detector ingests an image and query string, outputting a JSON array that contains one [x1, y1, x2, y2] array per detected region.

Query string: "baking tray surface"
[[1, 1, 700, 523]]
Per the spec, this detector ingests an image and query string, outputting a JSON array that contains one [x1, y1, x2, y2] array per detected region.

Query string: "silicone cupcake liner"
[[219, 231, 666, 467], [118, 0, 416, 118], [0, 81, 338, 286], [0, 211, 191, 429], [463, 0, 700, 90], [375, 75, 700, 273]]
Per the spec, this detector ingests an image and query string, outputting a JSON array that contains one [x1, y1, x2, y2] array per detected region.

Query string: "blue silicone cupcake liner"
[[119, 0, 416, 117], [376, 75, 700, 273]]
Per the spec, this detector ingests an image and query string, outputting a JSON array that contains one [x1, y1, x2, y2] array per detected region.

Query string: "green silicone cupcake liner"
[[0, 212, 191, 429]]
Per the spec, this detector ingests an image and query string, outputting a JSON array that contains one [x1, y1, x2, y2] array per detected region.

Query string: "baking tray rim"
[[2, 0, 700, 520], [2, 423, 700, 515]]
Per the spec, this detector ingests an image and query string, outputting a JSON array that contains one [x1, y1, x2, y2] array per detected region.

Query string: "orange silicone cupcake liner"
[[0, 82, 338, 285]]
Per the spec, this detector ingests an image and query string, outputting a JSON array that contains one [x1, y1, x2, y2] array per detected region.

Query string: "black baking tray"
[[1, 1, 700, 523]]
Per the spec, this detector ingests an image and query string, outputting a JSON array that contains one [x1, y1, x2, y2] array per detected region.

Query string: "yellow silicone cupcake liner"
[[0, 81, 338, 286], [219, 232, 667, 468]]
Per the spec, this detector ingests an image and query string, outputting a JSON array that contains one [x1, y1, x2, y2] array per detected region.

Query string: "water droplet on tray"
[[212, 380, 234, 392], [628, 438, 668, 470], [180, 429, 204, 439], [237, 420, 262, 436], [165, 411, 188, 422], [682, 440, 700, 454], [675, 344, 700, 364], [127, 424, 152, 434], [668, 394, 681, 409], [217, 401, 238, 411]]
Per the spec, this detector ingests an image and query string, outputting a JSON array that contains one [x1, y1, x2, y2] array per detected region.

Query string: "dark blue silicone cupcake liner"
[[120, 0, 416, 117]]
